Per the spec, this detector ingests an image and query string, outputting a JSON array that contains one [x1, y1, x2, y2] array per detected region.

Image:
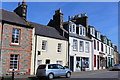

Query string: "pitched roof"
[[30, 22, 67, 40], [0, 9, 29, 26]]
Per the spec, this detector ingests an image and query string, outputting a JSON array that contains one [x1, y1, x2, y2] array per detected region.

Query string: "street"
[[53, 70, 120, 80], [1, 69, 120, 80]]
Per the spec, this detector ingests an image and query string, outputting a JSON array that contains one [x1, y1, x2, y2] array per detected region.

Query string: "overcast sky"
[[2, 2, 118, 47]]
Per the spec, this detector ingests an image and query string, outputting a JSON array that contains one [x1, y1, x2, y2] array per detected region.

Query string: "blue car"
[[36, 64, 72, 79]]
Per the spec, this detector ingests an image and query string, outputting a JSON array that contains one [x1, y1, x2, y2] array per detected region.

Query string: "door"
[[97, 56, 99, 69], [46, 59, 50, 64], [57, 64, 66, 76], [70, 56, 74, 71]]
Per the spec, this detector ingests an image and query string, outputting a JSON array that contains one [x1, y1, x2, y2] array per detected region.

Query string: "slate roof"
[[69, 33, 92, 41], [30, 22, 67, 40], [0, 9, 29, 26]]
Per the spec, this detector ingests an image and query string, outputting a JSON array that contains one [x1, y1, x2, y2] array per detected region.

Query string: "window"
[[10, 54, 19, 71], [73, 25, 75, 33], [94, 40, 96, 50], [79, 41, 84, 52], [69, 25, 72, 32], [38, 51, 41, 55], [83, 27, 86, 36], [37, 60, 42, 65], [109, 47, 110, 54], [101, 43, 103, 52], [97, 41, 99, 51], [56, 61, 63, 65], [57, 43, 62, 52], [79, 26, 86, 36], [80, 27, 82, 35], [90, 28, 95, 36], [97, 32, 100, 39], [41, 40, 47, 50], [12, 28, 20, 44], [73, 39, 78, 51], [106, 45, 107, 53], [85, 42, 89, 53]]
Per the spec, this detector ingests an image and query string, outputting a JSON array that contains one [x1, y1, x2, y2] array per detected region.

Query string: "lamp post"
[[12, 68, 14, 80]]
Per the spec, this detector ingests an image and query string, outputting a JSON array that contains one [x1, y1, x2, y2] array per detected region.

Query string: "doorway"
[[46, 59, 50, 64], [70, 56, 74, 71]]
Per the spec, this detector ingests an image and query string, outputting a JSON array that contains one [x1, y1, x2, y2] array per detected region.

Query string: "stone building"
[[0, 1, 33, 75]]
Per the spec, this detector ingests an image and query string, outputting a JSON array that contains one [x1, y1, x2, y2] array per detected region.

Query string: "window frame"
[[9, 54, 19, 71], [79, 41, 84, 52], [73, 39, 78, 51], [11, 28, 21, 46], [57, 43, 62, 53], [85, 42, 89, 53], [41, 40, 47, 51]]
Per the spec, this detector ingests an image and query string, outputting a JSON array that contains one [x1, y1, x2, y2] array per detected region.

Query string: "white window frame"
[[57, 43, 62, 53], [72, 24, 76, 34], [69, 25, 72, 33], [85, 42, 89, 53], [10, 54, 19, 71], [41, 40, 47, 51], [79, 26, 86, 36], [11, 28, 20, 45], [79, 41, 84, 52], [73, 39, 78, 51]]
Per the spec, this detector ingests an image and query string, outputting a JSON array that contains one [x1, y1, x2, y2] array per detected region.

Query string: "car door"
[[48, 64, 59, 77], [57, 64, 66, 76]]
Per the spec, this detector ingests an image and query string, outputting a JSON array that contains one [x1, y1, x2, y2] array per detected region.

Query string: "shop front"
[[76, 57, 89, 71]]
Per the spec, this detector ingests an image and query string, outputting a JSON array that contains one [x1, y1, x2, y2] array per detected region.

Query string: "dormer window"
[[73, 25, 75, 33], [69, 22, 76, 34], [69, 25, 72, 32], [97, 32, 100, 40], [90, 28, 95, 36], [79, 25, 86, 36]]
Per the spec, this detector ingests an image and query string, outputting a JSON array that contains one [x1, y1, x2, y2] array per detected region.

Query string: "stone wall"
[[1, 23, 32, 75]]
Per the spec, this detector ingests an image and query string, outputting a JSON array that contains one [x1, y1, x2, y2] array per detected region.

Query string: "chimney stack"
[[53, 9, 63, 28], [14, 0, 27, 20], [71, 13, 88, 27]]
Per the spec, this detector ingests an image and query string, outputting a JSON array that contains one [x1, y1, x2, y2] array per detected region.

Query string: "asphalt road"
[[1, 70, 120, 80], [54, 70, 120, 80]]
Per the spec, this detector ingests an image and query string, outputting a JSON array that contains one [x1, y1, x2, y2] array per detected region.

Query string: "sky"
[[1, 2, 118, 49]]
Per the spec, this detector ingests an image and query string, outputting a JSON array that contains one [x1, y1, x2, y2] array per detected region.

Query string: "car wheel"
[[66, 72, 71, 78], [48, 73, 54, 79]]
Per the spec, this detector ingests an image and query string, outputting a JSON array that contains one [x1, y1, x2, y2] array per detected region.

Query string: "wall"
[[1, 23, 32, 75], [31, 33, 68, 75], [69, 36, 92, 71]]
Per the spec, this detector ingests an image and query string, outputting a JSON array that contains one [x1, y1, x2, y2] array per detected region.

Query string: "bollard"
[[12, 69, 14, 80]]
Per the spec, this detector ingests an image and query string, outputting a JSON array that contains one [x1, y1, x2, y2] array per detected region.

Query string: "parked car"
[[36, 64, 72, 79], [110, 64, 120, 71]]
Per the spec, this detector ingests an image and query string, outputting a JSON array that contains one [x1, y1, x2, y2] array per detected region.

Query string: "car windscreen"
[[38, 65, 46, 69]]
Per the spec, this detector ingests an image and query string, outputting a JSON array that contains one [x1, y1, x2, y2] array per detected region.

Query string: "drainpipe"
[[34, 35, 37, 75], [91, 40, 94, 70], [68, 16, 70, 67], [0, 22, 4, 76]]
